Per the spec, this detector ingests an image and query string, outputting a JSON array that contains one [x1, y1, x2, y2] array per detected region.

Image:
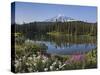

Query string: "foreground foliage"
[[13, 37, 97, 73]]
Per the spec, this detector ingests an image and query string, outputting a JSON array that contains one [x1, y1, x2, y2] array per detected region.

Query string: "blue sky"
[[13, 2, 97, 24]]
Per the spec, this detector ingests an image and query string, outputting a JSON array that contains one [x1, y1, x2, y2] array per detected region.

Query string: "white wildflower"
[[52, 61, 57, 66], [19, 58, 22, 61], [59, 64, 66, 69], [15, 60, 19, 68], [59, 65, 62, 68], [50, 66, 53, 70], [58, 61, 62, 65], [15, 63, 19, 68], [33, 54, 36, 57], [34, 63, 37, 66], [37, 56, 41, 59], [58, 61, 62, 68], [42, 59, 46, 63], [56, 68, 59, 70], [33, 56, 37, 61], [28, 57, 32, 60], [44, 68, 48, 71], [15, 60, 19, 63], [26, 62, 29, 66]]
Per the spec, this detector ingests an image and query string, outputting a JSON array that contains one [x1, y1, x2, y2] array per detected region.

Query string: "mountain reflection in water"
[[25, 34, 97, 55]]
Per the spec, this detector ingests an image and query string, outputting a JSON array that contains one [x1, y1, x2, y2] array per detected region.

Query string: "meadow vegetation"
[[13, 36, 97, 73]]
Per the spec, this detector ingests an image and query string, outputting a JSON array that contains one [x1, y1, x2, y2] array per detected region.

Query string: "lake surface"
[[25, 34, 97, 55]]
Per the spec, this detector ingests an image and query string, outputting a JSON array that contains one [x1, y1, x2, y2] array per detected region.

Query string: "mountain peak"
[[45, 14, 77, 22], [56, 14, 64, 18]]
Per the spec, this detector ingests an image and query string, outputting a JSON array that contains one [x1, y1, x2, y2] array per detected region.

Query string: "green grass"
[[47, 32, 63, 36], [47, 32, 73, 37], [47, 31, 96, 37], [14, 33, 22, 37]]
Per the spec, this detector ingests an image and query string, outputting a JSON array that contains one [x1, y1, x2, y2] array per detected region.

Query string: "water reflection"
[[25, 33, 97, 55]]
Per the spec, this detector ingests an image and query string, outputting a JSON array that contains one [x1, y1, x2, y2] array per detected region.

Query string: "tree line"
[[12, 21, 97, 36]]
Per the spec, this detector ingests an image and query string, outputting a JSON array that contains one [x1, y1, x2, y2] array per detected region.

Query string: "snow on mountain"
[[45, 14, 77, 22]]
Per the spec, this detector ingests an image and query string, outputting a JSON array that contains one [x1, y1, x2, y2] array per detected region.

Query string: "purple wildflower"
[[70, 54, 85, 62]]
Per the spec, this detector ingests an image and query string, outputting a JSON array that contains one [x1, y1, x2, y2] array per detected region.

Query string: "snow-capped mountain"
[[45, 14, 77, 22]]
